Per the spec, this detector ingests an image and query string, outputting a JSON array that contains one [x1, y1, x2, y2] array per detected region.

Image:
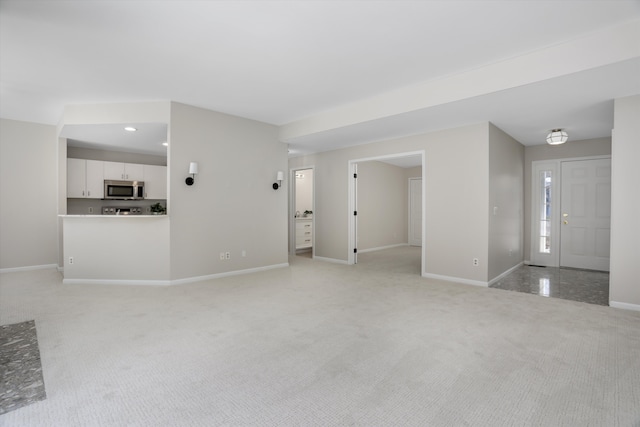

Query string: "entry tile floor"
[[490, 265, 609, 306], [0, 320, 46, 414]]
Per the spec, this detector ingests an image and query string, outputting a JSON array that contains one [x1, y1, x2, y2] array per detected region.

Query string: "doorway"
[[530, 157, 611, 271], [291, 168, 314, 258], [348, 152, 425, 276]]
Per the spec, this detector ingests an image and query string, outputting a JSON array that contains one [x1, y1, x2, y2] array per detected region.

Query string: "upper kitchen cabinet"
[[67, 158, 104, 198], [104, 161, 145, 181], [143, 164, 167, 200]]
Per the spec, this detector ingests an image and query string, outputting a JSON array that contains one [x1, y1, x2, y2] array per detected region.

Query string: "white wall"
[[169, 102, 288, 280], [63, 217, 170, 282], [488, 124, 524, 281], [610, 95, 640, 309], [67, 146, 167, 166], [289, 122, 490, 284], [523, 137, 612, 261], [357, 161, 408, 251], [0, 119, 58, 270]]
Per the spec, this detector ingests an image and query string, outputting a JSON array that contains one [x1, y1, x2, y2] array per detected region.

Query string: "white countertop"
[[60, 214, 168, 218]]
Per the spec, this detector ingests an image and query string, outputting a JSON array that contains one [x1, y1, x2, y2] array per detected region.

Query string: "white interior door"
[[560, 159, 611, 271], [409, 178, 422, 246]]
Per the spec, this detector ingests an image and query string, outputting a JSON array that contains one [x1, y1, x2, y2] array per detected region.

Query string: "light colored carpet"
[[1, 246, 639, 426]]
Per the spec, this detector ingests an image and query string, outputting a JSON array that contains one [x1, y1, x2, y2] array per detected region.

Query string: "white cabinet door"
[[103, 161, 125, 180], [103, 162, 144, 181], [67, 158, 86, 198], [125, 163, 144, 181], [86, 160, 104, 199], [68, 159, 104, 198], [143, 165, 167, 199]]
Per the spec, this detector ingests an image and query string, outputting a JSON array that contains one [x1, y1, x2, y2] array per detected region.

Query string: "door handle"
[[563, 220, 569, 225]]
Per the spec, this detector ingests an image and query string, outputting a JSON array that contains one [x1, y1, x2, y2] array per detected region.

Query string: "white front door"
[[409, 178, 422, 247], [560, 159, 611, 271]]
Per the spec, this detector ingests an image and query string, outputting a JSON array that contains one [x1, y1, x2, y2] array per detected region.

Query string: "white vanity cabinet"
[[143, 165, 167, 199], [103, 161, 144, 181], [67, 158, 104, 198], [295, 218, 313, 249]]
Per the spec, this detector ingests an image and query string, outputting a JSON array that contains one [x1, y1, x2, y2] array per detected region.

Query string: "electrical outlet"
[[225, 252, 231, 260], [69, 256, 74, 265], [241, 250, 246, 257], [473, 258, 479, 266], [219, 252, 225, 260], [88, 207, 93, 214]]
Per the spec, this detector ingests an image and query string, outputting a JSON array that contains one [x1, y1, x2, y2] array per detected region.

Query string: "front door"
[[560, 159, 611, 271]]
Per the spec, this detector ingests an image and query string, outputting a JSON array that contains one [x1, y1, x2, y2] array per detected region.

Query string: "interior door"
[[409, 178, 422, 246], [560, 159, 611, 271]]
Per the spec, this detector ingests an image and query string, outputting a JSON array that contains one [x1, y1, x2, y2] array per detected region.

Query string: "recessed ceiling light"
[[162, 142, 168, 147], [124, 126, 137, 132]]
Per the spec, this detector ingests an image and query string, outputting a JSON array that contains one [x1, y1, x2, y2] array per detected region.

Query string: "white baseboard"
[[609, 301, 640, 312], [171, 263, 290, 286], [358, 243, 408, 254], [422, 272, 488, 287], [313, 256, 349, 265], [0, 263, 58, 274], [62, 263, 290, 287], [63, 278, 171, 286], [488, 262, 524, 286]]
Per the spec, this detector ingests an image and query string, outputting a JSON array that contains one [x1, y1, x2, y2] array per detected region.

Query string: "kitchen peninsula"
[[60, 214, 170, 284], [61, 119, 170, 284]]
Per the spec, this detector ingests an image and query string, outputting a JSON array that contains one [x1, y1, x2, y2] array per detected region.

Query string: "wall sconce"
[[272, 171, 284, 190], [185, 162, 198, 186]]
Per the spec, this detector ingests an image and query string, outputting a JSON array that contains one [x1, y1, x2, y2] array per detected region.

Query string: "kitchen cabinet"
[[103, 161, 144, 181], [295, 218, 313, 249], [143, 165, 167, 200], [67, 159, 104, 198]]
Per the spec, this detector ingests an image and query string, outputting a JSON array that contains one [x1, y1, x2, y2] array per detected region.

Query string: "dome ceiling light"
[[546, 129, 568, 145]]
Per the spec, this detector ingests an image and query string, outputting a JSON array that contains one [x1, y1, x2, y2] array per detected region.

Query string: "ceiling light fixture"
[[124, 126, 137, 132], [546, 129, 568, 145]]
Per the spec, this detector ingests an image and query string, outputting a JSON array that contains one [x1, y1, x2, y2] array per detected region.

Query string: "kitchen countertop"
[[59, 214, 168, 218]]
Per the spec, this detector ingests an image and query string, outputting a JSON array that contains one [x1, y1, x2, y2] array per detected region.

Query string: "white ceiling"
[[1, 1, 639, 158]]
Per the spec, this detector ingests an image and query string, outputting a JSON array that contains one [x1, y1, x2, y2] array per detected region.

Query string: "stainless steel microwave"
[[104, 180, 145, 200]]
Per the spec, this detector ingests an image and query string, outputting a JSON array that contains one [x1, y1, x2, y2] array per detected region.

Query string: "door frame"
[[408, 177, 422, 247], [529, 155, 611, 268], [289, 166, 315, 257], [347, 151, 425, 275]]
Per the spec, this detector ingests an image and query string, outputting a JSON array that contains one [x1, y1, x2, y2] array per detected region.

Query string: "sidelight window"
[[539, 171, 552, 254]]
